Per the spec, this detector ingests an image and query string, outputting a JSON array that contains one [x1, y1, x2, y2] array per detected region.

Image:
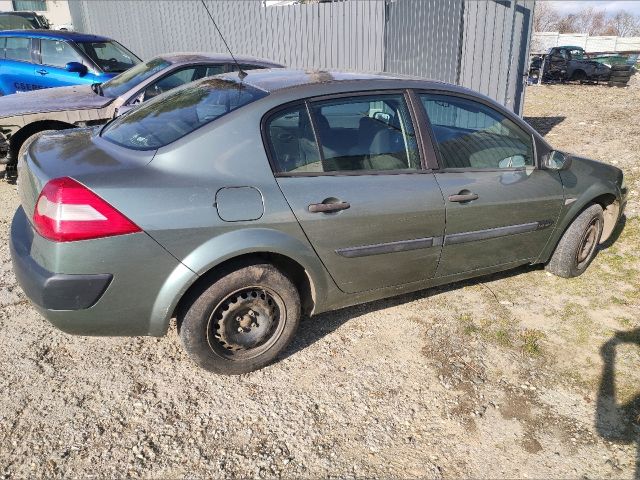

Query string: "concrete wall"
[[532, 32, 640, 54]]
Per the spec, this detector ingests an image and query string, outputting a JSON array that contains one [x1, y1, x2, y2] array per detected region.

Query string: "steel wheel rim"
[[576, 217, 601, 266], [207, 286, 286, 360]]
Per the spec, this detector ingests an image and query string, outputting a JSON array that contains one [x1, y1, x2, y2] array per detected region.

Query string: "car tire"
[[571, 70, 587, 81], [608, 81, 628, 88], [179, 263, 301, 375], [610, 71, 632, 79], [546, 203, 604, 278]]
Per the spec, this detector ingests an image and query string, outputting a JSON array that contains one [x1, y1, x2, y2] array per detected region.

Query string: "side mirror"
[[543, 150, 572, 171], [65, 61, 88, 76]]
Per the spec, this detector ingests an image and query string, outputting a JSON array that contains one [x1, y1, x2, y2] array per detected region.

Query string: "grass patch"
[[520, 329, 545, 356]]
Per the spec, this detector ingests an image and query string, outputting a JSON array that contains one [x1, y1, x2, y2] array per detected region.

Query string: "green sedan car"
[[10, 69, 627, 374]]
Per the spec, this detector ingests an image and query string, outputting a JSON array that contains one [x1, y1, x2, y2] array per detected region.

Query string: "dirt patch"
[[0, 83, 639, 478]]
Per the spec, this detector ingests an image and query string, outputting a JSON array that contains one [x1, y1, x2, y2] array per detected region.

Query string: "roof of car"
[[216, 68, 440, 93], [0, 29, 112, 42], [158, 52, 284, 68]]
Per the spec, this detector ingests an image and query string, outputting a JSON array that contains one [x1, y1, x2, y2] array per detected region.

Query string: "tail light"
[[33, 177, 141, 242]]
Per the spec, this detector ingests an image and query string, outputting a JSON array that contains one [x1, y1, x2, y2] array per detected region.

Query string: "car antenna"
[[199, 0, 247, 80]]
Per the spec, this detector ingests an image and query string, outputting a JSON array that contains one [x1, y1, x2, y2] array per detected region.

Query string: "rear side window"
[[420, 94, 534, 169], [102, 78, 267, 150], [266, 93, 420, 174], [5, 37, 31, 62]]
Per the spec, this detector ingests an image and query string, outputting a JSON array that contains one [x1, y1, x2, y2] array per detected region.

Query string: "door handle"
[[448, 192, 479, 203], [36, 69, 48, 75], [308, 201, 350, 213]]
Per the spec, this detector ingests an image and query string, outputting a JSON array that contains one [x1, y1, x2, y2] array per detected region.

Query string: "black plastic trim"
[[336, 236, 437, 258], [444, 220, 552, 246]]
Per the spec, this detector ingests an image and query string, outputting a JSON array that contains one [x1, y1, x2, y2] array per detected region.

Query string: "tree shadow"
[[596, 329, 640, 478], [281, 263, 542, 360], [523, 116, 566, 136]]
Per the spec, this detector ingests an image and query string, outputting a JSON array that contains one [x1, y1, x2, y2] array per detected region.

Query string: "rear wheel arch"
[[174, 252, 315, 332], [9, 120, 76, 161]]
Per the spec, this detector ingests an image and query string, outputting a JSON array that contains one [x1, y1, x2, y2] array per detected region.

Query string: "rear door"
[[265, 91, 445, 294], [418, 92, 565, 277], [1, 36, 39, 94]]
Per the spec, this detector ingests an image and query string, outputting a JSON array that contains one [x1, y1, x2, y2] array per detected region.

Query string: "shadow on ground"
[[524, 116, 566, 136], [282, 263, 542, 360], [597, 329, 640, 479]]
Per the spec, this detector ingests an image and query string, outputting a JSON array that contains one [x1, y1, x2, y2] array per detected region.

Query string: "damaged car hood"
[[0, 85, 114, 118]]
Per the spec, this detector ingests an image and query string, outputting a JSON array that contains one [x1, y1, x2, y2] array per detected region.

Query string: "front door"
[[264, 92, 445, 293], [36, 38, 99, 88], [418, 92, 565, 277]]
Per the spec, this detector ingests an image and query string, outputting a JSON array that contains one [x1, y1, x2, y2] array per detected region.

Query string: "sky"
[[547, 1, 640, 16]]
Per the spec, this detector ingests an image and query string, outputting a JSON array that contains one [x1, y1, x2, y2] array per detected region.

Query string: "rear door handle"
[[448, 193, 479, 203], [308, 201, 350, 213], [36, 69, 48, 75]]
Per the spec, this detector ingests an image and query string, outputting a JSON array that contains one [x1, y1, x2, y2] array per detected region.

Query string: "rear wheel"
[[546, 204, 604, 278], [179, 263, 301, 374]]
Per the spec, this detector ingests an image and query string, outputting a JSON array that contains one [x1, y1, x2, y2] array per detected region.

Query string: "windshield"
[[100, 58, 170, 98], [76, 40, 140, 74], [101, 78, 268, 150]]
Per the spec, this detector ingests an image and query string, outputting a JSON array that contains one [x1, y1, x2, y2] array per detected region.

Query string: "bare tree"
[[533, 2, 560, 32], [605, 10, 640, 37]]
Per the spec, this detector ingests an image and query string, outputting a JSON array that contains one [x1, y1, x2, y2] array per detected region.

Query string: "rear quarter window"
[[101, 78, 267, 150]]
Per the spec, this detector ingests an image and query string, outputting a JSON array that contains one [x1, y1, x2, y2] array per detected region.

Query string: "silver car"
[[0, 53, 282, 180]]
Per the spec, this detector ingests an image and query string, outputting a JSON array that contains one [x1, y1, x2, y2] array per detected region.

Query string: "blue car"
[[0, 30, 141, 95]]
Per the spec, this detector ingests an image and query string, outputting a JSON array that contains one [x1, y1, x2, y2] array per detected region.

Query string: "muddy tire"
[[571, 70, 587, 81], [608, 81, 628, 88], [179, 263, 301, 375], [610, 72, 632, 80], [546, 204, 604, 278]]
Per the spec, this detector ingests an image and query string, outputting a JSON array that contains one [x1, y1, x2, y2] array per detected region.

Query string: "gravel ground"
[[1, 83, 639, 478]]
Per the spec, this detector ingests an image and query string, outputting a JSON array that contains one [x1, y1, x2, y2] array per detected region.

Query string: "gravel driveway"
[[1, 83, 639, 478]]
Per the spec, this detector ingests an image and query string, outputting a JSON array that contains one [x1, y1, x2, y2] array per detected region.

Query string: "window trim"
[[261, 89, 430, 178], [414, 89, 539, 172]]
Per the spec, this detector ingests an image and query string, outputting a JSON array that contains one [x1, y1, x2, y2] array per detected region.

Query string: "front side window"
[[75, 41, 139, 73], [40, 39, 84, 68], [100, 58, 171, 98], [420, 94, 534, 169], [5, 37, 31, 62], [102, 78, 267, 150]]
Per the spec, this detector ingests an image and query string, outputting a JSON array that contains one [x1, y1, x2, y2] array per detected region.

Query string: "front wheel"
[[546, 204, 604, 278], [179, 263, 301, 374]]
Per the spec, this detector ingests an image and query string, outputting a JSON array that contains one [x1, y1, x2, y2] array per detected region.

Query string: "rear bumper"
[[10, 212, 112, 310], [9, 206, 197, 337]]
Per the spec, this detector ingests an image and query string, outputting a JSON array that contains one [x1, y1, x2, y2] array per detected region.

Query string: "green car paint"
[[10, 69, 626, 338]]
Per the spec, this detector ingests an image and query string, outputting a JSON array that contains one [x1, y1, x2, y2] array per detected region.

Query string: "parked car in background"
[[0, 30, 140, 96], [10, 69, 627, 375], [541, 46, 611, 82], [0, 11, 50, 29], [0, 53, 282, 180], [0, 14, 35, 30]]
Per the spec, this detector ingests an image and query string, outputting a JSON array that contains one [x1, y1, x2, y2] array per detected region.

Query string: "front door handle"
[[308, 201, 350, 213], [448, 192, 479, 203], [36, 69, 48, 75]]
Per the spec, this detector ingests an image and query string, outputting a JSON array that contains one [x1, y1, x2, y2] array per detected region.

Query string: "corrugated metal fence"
[[69, 0, 535, 114]]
